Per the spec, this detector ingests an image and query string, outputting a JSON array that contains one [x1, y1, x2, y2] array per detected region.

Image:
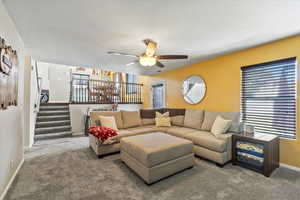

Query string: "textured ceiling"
[[3, 0, 300, 75]]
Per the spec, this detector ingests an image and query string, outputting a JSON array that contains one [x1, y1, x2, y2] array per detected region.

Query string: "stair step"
[[39, 106, 69, 111], [40, 103, 69, 107], [34, 131, 72, 141], [35, 126, 72, 135], [36, 115, 70, 122], [37, 110, 70, 116], [35, 120, 71, 128]]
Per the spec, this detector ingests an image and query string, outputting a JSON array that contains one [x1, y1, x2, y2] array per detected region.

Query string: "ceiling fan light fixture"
[[145, 42, 157, 56], [139, 55, 156, 66]]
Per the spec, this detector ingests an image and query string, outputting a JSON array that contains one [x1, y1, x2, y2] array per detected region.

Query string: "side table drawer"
[[236, 141, 264, 170]]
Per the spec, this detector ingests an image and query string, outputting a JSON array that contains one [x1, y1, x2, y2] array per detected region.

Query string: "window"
[[241, 57, 296, 139], [126, 73, 137, 94]]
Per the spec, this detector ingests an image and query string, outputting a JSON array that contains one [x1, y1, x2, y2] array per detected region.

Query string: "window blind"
[[241, 57, 296, 139]]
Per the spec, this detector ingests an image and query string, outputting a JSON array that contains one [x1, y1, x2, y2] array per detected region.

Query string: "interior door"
[[152, 83, 164, 109]]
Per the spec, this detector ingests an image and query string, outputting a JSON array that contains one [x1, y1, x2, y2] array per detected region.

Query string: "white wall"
[[70, 104, 142, 135], [23, 57, 33, 147], [37, 62, 71, 102], [37, 61, 50, 90], [0, 1, 26, 199]]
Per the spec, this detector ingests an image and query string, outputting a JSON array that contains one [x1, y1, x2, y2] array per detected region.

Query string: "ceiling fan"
[[107, 39, 188, 68]]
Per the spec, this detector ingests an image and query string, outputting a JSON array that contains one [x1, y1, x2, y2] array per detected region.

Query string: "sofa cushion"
[[183, 109, 204, 130], [171, 115, 185, 126], [98, 116, 118, 131], [141, 118, 155, 126], [116, 129, 142, 141], [166, 126, 198, 139], [126, 125, 159, 134], [121, 110, 142, 128], [201, 110, 240, 132], [91, 111, 123, 129], [211, 115, 232, 136], [185, 131, 227, 153]]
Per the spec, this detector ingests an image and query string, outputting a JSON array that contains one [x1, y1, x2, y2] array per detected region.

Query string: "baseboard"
[[280, 163, 300, 172], [0, 158, 24, 200], [72, 131, 84, 136]]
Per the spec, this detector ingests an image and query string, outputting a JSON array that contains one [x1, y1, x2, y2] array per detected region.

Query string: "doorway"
[[151, 82, 165, 109]]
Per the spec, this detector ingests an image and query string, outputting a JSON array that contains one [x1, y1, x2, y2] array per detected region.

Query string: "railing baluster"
[[69, 78, 143, 104]]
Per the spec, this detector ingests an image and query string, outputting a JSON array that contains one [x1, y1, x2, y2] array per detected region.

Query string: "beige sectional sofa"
[[89, 108, 241, 166]]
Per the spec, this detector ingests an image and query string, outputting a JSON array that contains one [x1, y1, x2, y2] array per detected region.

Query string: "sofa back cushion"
[[140, 108, 185, 126], [183, 109, 204, 130], [171, 115, 185, 126], [201, 110, 240, 132], [141, 118, 155, 126], [122, 110, 142, 128], [140, 109, 159, 125], [90, 111, 123, 129], [166, 108, 185, 126], [165, 108, 185, 116], [140, 108, 165, 119]]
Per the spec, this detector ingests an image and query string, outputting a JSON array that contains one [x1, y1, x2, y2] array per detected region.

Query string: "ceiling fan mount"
[[107, 39, 188, 68]]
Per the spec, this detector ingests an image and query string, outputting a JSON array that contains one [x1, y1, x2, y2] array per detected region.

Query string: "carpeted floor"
[[4, 136, 300, 200]]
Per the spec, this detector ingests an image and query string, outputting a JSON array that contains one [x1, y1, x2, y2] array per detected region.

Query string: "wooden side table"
[[232, 132, 279, 177]]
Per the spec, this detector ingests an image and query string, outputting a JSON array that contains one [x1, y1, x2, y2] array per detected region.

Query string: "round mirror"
[[182, 75, 206, 104]]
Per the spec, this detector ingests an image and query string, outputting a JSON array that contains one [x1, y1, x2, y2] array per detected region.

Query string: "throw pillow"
[[91, 111, 123, 128], [88, 126, 118, 143], [211, 115, 232, 137], [156, 111, 169, 118], [121, 110, 142, 128], [183, 109, 204, 129], [155, 117, 171, 127], [98, 115, 118, 131]]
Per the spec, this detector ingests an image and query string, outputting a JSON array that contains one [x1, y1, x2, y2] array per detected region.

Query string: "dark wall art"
[[0, 37, 19, 110]]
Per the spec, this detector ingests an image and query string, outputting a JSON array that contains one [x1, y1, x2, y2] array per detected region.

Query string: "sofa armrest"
[[216, 133, 233, 159]]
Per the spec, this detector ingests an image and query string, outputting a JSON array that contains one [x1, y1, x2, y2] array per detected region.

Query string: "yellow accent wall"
[[140, 35, 300, 168]]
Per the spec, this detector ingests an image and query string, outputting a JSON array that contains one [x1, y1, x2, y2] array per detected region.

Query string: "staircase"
[[35, 103, 72, 140]]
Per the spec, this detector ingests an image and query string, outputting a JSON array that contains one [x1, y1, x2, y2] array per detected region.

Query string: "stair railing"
[[34, 61, 42, 113]]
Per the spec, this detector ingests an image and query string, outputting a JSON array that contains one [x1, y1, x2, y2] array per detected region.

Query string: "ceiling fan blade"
[[107, 51, 138, 58], [157, 55, 188, 59], [155, 61, 165, 68], [143, 39, 157, 56], [126, 60, 139, 66]]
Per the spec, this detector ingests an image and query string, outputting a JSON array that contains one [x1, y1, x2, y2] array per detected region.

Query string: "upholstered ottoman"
[[120, 132, 194, 184]]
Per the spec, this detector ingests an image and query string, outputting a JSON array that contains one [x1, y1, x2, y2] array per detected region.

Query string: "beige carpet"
[[4, 136, 300, 200]]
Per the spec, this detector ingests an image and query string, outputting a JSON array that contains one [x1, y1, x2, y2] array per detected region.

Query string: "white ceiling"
[[3, 0, 300, 75]]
